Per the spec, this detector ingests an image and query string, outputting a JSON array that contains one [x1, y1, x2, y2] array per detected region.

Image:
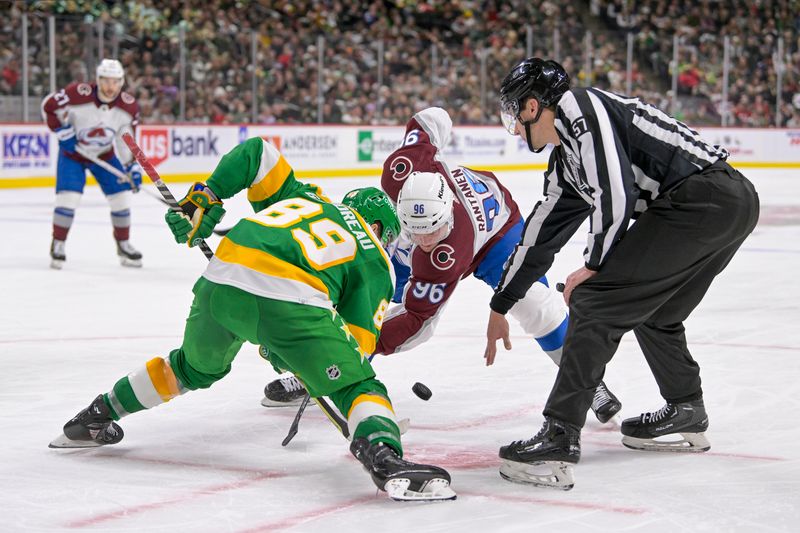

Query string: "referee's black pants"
[[543, 161, 760, 428]]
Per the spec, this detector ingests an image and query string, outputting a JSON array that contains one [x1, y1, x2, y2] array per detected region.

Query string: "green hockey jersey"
[[201, 137, 395, 354]]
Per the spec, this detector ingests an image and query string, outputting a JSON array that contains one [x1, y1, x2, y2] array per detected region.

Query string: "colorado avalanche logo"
[[77, 83, 92, 96], [430, 244, 455, 271], [121, 92, 134, 104], [389, 156, 413, 181], [77, 125, 116, 148]]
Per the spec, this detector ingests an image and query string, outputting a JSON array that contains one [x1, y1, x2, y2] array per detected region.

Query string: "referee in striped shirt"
[[484, 58, 760, 489]]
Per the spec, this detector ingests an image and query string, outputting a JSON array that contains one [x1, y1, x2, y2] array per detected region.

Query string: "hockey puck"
[[556, 282, 565, 293], [412, 382, 432, 401]]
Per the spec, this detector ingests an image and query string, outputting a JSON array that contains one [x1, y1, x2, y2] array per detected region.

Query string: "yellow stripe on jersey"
[[346, 322, 377, 355], [247, 155, 293, 203], [145, 357, 181, 401], [215, 237, 330, 297], [347, 393, 396, 419]]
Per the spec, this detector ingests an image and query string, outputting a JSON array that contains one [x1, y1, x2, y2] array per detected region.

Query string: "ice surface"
[[1, 169, 798, 532]]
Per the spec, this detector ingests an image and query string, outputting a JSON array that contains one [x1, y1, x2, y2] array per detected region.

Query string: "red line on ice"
[[64, 471, 286, 528], [237, 495, 377, 532], [459, 491, 649, 515]]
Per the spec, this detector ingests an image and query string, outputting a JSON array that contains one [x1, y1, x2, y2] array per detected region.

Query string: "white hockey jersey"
[[41, 81, 139, 164]]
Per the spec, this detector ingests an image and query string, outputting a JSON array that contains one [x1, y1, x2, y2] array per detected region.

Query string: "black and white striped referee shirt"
[[490, 87, 729, 314]]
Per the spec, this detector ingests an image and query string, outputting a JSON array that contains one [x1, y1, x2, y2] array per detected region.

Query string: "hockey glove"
[[124, 162, 142, 192], [165, 182, 226, 246]]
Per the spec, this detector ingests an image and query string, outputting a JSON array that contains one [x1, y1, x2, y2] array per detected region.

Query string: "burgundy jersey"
[[376, 107, 521, 355], [41, 81, 139, 164]]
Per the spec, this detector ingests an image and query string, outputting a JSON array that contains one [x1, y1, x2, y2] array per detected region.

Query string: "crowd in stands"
[[594, 0, 800, 127], [1, 0, 798, 127]]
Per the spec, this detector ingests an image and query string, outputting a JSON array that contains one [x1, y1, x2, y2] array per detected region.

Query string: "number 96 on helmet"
[[396, 172, 455, 248]]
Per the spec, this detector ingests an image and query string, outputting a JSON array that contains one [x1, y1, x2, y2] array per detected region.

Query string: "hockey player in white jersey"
[[42, 58, 143, 269]]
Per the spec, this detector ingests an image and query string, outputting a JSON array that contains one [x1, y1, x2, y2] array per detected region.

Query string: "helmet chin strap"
[[520, 103, 547, 154]]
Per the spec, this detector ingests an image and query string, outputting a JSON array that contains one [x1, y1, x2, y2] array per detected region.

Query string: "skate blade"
[[622, 432, 711, 453], [499, 459, 575, 490], [397, 417, 410, 435], [384, 478, 457, 502], [48, 433, 104, 449], [119, 257, 143, 268], [50, 259, 64, 270], [601, 413, 623, 429], [260, 396, 307, 408]]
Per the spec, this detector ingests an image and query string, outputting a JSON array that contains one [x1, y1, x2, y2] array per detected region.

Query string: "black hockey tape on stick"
[[282, 394, 311, 446]]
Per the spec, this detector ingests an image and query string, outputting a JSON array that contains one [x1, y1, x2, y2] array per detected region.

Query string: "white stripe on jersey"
[[586, 90, 628, 266], [412, 107, 453, 149], [382, 298, 449, 353], [202, 258, 333, 309], [251, 139, 282, 187], [598, 89, 724, 164]]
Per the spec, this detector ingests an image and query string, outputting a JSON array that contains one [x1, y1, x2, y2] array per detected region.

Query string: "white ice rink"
[[1, 168, 799, 532]]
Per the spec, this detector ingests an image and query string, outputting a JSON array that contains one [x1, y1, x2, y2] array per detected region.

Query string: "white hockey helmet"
[[96, 59, 125, 81], [396, 171, 454, 236]]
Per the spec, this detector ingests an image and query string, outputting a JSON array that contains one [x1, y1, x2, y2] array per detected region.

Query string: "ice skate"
[[350, 437, 456, 501], [591, 381, 622, 425], [116, 240, 142, 267], [498, 417, 580, 490], [621, 398, 710, 452], [50, 239, 66, 270], [49, 394, 124, 448], [261, 375, 307, 407]]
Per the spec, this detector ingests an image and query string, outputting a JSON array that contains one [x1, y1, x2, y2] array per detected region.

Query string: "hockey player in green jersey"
[[50, 137, 456, 502]]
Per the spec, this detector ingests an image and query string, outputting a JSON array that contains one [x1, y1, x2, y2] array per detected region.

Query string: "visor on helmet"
[[500, 98, 520, 135]]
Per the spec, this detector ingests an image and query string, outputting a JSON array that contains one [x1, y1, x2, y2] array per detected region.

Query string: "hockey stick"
[[121, 134, 214, 259], [75, 145, 176, 206], [282, 353, 419, 446], [122, 131, 351, 441], [281, 393, 311, 446], [76, 145, 140, 194]]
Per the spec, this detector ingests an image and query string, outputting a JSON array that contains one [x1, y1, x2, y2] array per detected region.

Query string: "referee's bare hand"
[[484, 310, 512, 366], [563, 266, 598, 304]]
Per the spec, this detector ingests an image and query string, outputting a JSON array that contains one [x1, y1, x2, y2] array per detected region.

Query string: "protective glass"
[[500, 98, 519, 135], [405, 223, 449, 247]]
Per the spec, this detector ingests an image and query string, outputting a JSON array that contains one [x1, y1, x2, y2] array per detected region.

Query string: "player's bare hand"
[[484, 310, 512, 366], [563, 266, 597, 304]]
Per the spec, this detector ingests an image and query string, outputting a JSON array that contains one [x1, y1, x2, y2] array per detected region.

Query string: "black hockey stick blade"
[[312, 397, 350, 438], [282, 393, 311, 446]]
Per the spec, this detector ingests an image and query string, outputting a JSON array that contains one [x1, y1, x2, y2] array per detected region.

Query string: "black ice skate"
[[591, 381, 622, 424], [116, 240, 142, 267], [49, 394, 124, 449], [50, 239, 66, 270], [498, 417, 581, 490], [261, 375, 307, 407], [621, 398, 710, 452], [350, 437, 456, 501]]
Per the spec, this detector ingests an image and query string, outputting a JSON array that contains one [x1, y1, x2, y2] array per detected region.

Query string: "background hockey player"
[[50, 137, 456, 502], [484, 58, 760, 490], [263, 107, 622, 427], [41, 58, 143, 269]]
